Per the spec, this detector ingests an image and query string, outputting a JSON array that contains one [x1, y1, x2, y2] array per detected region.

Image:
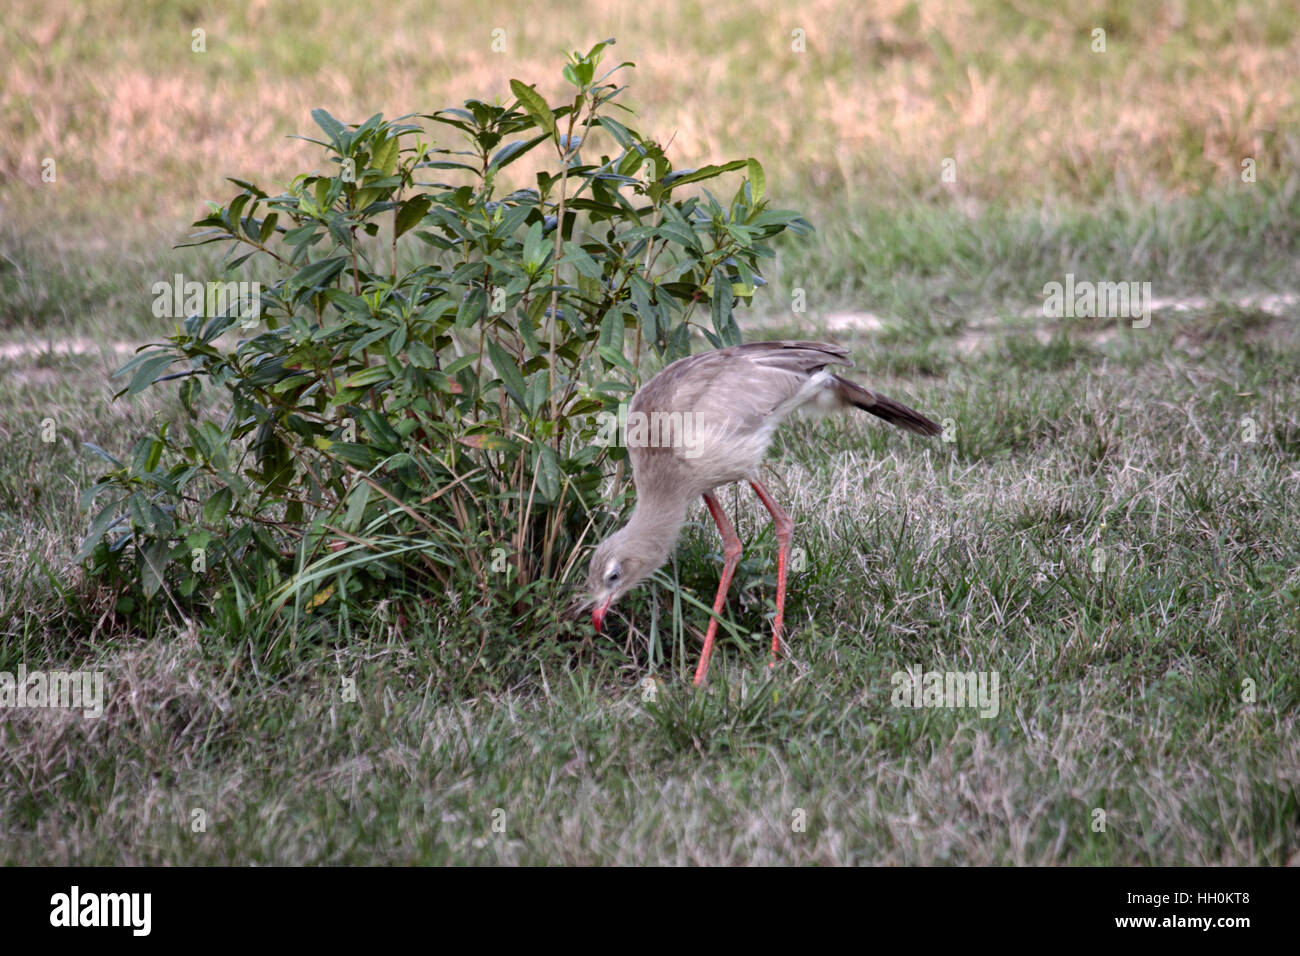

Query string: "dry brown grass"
[[3, 0, 1298, 237]]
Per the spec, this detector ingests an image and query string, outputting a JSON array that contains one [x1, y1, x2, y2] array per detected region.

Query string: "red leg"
[[750, 480, 793, 668], [694, 492, 743, 686]]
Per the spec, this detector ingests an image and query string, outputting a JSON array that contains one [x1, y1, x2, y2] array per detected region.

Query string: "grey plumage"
[[579, 339, 939, 683]]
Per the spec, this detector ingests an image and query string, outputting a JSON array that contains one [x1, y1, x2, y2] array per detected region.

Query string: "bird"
[[579, 339, 940, 685]]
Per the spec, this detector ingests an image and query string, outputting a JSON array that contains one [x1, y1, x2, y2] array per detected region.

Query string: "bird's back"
[[626, 341, 853, 497]]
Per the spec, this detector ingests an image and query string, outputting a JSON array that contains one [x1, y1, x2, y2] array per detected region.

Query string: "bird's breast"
[[628, 412, 776, 494]]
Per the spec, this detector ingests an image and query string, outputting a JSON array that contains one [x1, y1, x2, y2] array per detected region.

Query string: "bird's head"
[[574, 528, 656, 633]]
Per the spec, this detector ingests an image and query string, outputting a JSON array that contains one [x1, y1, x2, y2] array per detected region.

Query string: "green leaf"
[[488, 133, 550, 172], [371, 135, 399, 175], [443, 354, 478, 376], [522, 220, 547, 270], [311, 108, 348, 151], [487, 339, 528, 409], [746, 158, 765, 204], [387, 323, 408, 355], [599, 306, 626, 355], [524, 370, 549, 416], [517, 311, 540, 353], [748, 208, 808, 229], [627, 277, 659, 344], [141, 538, 170, 599], [597, 344, 635, 372], [457, 430, 520, 452], [561, 241, 603, 279], [532, 443, 561, 501], [657, 222, 700, 251], [509, 80, 557, 138], [79, 481, 112, 511], [455, 289, 486, 328], [228, 194, 251, 232], [407, 340, 437, 368], [124, 354, 176, 398], [496, 203, 534, 239], [330, 442, 374, 467], [74, 503, 121, 562], [289, 256, 348, 293], [394, 196, 432, 238], [597, 116, 636, 149], [144, 438, 164, 472], [314, 177, 334, 212], [359, 408, 402, 450], [111, 347, 170, 381], [342, 482, 370, 531], [226, 177, 268, 199], [179, 376, 201, 417], [712, 270, 738, 346], [203, 486, 233, 524], [82, 443, 124, 468], [259, 211, 279, 242], [343, 365, 392, 388], [126, 493, 149, 533], [661, 160, 747, 189]]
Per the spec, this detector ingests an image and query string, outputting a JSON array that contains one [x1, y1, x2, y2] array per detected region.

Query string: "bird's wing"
[[623, 341, 858, 487], [726, 340, 854, 371], [633, 340, 851, 426]]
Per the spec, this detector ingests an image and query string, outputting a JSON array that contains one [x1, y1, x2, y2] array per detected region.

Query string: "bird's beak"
[[592, 597, 612, 633]]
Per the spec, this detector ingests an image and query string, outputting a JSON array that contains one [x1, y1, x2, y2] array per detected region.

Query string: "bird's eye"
[[608, 569, 622, 584]]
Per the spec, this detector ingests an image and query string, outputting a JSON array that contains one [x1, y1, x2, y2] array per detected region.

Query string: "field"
[[1, 0, 1298, 864]]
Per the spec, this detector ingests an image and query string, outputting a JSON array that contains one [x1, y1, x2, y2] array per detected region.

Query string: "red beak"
[[592, 599, 611, 633]]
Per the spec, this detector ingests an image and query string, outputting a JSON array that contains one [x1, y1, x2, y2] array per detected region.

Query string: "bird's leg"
[[749, 479, 793, 668], [694, 492, 743, 686]]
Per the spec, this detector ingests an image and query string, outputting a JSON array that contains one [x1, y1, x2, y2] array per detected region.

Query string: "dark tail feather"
[[833, 375, 942, 437]]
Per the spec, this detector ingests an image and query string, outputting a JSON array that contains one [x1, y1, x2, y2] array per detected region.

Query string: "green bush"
[[77, 40, 811, 634]]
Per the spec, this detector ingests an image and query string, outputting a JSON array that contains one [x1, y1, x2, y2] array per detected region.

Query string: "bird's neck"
[[621, 492, 691, 570]]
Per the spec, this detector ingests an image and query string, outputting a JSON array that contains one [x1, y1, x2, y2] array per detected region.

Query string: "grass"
[[3, 288, 1296, 865], [1, 0, 1298, 864]]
